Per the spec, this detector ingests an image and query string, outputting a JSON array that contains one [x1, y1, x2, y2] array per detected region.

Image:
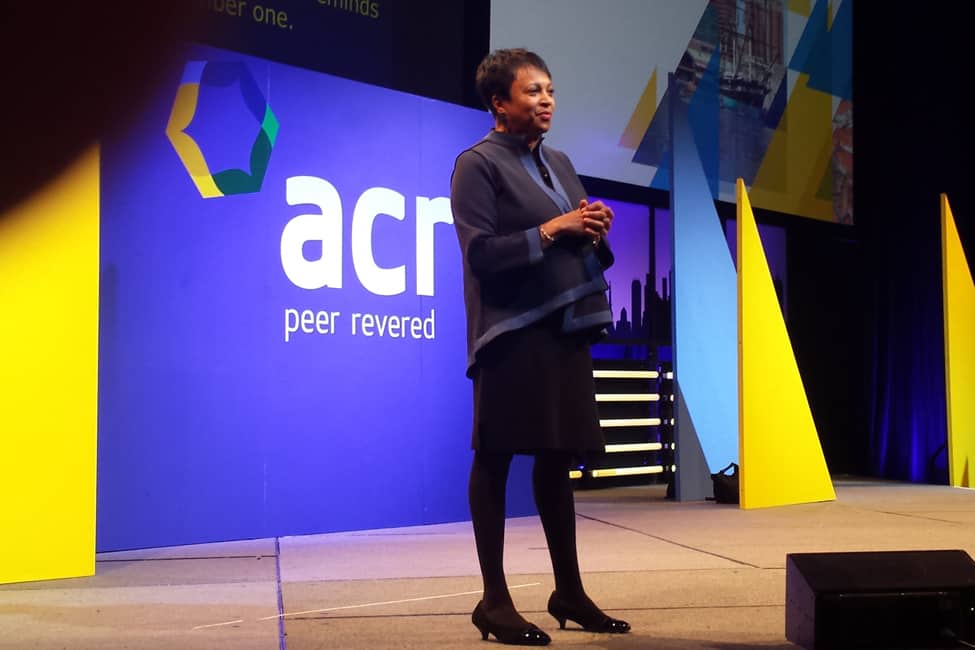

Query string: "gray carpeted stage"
[[1, 478, 973, 648]]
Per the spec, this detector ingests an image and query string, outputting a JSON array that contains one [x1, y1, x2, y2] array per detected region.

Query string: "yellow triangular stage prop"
[[941, 194, 975, 488], [0, 147, 99, 584], [737, 179, 835, 508]]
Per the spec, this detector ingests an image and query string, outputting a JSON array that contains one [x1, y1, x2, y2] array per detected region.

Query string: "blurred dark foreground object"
[[0, 2, 201, 214]]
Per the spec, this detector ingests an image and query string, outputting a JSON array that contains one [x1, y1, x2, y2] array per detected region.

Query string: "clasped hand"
[[562, 199, 613, 244], [546, 199, 614, 244]]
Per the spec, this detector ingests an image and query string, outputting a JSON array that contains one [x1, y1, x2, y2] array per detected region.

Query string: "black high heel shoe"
[[547, 591, 630, 634], [472, 601, 551, 645]]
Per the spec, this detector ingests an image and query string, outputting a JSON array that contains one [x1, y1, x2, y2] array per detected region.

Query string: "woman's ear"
[[491, 95, 506, 121]]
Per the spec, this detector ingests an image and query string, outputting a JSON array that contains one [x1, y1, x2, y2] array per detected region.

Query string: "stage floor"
[[2, 478, 973, 649]]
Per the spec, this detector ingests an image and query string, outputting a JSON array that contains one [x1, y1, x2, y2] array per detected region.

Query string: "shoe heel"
[[546, 590, 631, 635], [472, 601, 489, 640], [547, 595, 569, 629], [471, 603, 491, 641]]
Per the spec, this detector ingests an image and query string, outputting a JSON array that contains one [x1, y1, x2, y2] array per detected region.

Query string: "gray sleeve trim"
[[526, 226, 543, 264]]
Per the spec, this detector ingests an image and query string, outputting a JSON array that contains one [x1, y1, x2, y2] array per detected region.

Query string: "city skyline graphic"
[[597, 198, 672, 345], [596, 198, 787, 350]]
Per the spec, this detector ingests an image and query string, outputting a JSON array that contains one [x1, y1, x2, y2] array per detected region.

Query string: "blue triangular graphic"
[[789, 0, 852, 100], [687, 41, 720, 199], [633, 3, 718, 185]]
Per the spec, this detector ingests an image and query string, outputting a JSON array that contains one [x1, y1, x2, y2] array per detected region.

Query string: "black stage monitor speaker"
[[786, 550, 975, 649]]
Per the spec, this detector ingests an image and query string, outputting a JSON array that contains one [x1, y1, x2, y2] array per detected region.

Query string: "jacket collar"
[[483, 129, 543, 151]]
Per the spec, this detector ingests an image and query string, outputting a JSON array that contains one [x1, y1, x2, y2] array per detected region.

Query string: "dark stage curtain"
[[855, 2, 974, 485], [866, 217, 948, 484]]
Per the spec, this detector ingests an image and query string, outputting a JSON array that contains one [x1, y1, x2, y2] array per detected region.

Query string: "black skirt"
[[471, 311, 604, 453]]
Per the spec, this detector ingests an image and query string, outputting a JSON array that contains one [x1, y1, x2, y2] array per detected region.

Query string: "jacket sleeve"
[[450, 149, 544, 279], [595, 238, 615, 269]]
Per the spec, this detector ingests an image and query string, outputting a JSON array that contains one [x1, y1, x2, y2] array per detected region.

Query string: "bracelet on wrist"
[[539, 225, 555, 243]]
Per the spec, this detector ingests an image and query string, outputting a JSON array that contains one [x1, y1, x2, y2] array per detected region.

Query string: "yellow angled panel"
[[737, 179, 835, 509], [0, 147, 99, 584], [748, 73, 834, 222], [942, 194, 975, 488], [619, 69, 658, 150], [788, 0, 812, 16]]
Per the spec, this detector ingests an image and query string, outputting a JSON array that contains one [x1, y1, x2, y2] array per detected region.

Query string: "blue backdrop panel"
[[97, 45, 535, 551], [671, 93, 739, 487]]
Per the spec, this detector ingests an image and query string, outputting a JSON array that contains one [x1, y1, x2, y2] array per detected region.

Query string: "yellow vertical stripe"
[[942, 194, 975, 488], [0, 147, 99, 584], [737, 179, 834, 509]]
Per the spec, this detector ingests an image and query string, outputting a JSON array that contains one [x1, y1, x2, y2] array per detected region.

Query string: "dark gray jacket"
[[450, 130, 613, 376]]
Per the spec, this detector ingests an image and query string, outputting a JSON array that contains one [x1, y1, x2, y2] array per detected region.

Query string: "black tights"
[[469, 451, 588, 621]]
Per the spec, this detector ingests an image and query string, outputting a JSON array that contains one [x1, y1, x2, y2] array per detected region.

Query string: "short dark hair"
[[475, 48, 551, 116]]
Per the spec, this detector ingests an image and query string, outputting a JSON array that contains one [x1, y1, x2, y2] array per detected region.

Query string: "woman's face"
[[493, 65, 554, 140]]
